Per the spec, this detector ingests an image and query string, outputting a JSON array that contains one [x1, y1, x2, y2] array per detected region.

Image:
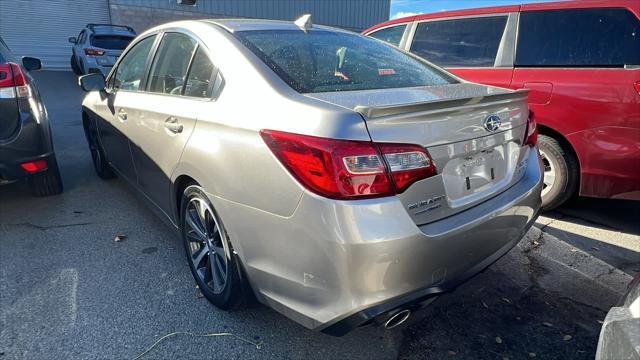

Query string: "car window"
[[235, 29, 455, 93], [91, 35, 134, 50], [184, 47, 217, 98], [368, 24, 407, 46], [148, 33, 197, 95], [114, 35, 156, 91], [516, 8, 640, 67], [78, 31, 86, 44], [410, 16, 508, 67]]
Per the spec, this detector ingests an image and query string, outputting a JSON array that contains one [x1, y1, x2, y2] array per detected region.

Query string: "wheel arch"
[[537, 124, 581, 174], [172, 174, 199, 226]]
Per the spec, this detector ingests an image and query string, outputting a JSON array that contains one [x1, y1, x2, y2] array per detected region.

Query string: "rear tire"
[[181, 185, 245, 309], [70, 55, 82, 75], [538, 134, 579, 211], [29, 157, 63, 196]]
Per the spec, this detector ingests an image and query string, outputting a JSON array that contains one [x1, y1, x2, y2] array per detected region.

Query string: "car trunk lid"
[[306, 83, 531, 224]]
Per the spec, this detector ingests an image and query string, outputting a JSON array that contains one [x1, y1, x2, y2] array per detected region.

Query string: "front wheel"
[[181, 185, 244, 309], [538, 134, 579, 211]]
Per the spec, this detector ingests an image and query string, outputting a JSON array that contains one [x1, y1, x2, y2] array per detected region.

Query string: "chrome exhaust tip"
[[384, 309, 411, 329]]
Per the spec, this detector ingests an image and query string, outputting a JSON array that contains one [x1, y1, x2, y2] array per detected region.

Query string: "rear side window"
[[235, 30, 455, 93], [184, 47, 216, 98], [368, 24, 407, 46], [114, 35, 156, 91], [91, 35, 134, 50], [148, 33, 197, 95], [516, 8, 640, 67], [410, 16, 508, 67]]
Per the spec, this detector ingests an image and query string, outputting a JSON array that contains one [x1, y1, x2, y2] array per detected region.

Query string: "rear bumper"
[[213, 147, 543, 334], [0, 103, 54, 181]]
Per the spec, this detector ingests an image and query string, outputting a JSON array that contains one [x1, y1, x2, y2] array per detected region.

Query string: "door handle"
[[164, 117, 183, 134], [117, 109, 128, 121]]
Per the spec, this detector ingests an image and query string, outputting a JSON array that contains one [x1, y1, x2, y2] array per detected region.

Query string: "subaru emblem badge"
[[483, 114, 501, 132]]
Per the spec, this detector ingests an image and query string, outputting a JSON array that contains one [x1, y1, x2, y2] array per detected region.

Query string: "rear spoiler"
[[354, 89, 528, 119]]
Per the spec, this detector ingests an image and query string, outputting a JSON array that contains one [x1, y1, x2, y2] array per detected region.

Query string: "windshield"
[[234, 29, 456, 93], [91, 35, 134, 50]]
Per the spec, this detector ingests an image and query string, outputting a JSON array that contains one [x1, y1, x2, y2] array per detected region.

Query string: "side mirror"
[[22, 57, 42, 71], [68, 37, 77, 44], [79, 73, 106, 92]]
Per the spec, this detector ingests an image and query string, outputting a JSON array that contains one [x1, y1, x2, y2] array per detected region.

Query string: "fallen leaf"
[[447, 350, 457, 356], [501, 297, 512, 304], [563, 335, 572, 341], [114, 234, 127, 242], [542, 322, 553, 327], [482, 301, 489, 309], [597, 320, 604, 324], [532, 240, 540, 246], [591, 246, 600, 251], [528, 353, 537, 358], [495, 336, 503, 344]]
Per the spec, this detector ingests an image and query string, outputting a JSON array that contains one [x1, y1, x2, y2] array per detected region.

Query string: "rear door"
[[407, 14, 517, 88], [125, 32, 219, 216]]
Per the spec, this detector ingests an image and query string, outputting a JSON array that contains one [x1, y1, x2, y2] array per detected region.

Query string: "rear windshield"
[[91, 35, 134, 50], [234, 30, 456, 93]]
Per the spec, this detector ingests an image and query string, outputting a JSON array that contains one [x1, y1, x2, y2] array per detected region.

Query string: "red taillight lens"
[[0, 63, 29, 98], [260, 130, 437, 199], [84, 48, 105, 56], [20, 159, 48, 173], [524, 110, 538, 147], [634, 81, 640, 95]]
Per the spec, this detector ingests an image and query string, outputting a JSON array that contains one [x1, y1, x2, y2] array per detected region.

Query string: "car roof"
[[87, 24, 136, 35], [363, 0, 639, 34], [202, 18, 351, 34]]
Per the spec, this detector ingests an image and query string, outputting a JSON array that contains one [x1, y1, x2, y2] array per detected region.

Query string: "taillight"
[[84, 48, 105, 56], [524, 110, 538, 147], [20, 159, 48, 173], [0, 62, 30, 98], [634, 81, 640, 95], [260, 130, 437, 200]]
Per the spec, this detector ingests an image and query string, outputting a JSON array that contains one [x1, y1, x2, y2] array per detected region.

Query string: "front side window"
[[114, 35, 156, 91], [410, 16, 508, 67], [368, 24, 407, 46], [184, 47, 217, 98], [516, 8, 640, 67], [148, 33, 197, 95], [235, 30, 455, 93]]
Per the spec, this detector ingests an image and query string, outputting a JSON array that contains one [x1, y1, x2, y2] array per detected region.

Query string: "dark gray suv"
[[0, 36, 62, 196]]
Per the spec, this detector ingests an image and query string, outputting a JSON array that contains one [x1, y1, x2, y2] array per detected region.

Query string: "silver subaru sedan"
[[78, 17, 543, 335]]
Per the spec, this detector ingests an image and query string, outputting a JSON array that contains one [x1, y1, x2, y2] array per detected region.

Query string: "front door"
[[97, 34, 158, 182]]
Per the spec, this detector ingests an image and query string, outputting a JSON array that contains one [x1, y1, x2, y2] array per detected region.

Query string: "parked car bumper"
[[213, 147, 543, 334], [0, 102, 55, 182]]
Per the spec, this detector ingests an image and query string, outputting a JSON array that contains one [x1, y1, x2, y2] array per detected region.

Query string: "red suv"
[[364, 0, 640, 210]]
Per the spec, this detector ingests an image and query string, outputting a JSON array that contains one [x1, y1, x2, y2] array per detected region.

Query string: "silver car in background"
[[69, 24, 136, 76], [78, 17, 543, 335]]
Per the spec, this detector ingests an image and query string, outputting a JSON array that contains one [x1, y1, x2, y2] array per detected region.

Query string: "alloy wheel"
[[539, 148, 556, 198], [185, 197, 228, 294]]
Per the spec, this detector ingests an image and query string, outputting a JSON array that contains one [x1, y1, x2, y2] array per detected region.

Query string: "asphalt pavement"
[[1, 71, 638, 360]]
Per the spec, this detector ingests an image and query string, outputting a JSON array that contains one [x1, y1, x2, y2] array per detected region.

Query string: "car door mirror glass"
[[79, 73, 106, 92], [68, 37, 77, 44], [22, 57, 42, 71]]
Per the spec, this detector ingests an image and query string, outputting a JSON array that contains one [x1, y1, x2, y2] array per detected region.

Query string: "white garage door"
[[0, 0, 110, 70]]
